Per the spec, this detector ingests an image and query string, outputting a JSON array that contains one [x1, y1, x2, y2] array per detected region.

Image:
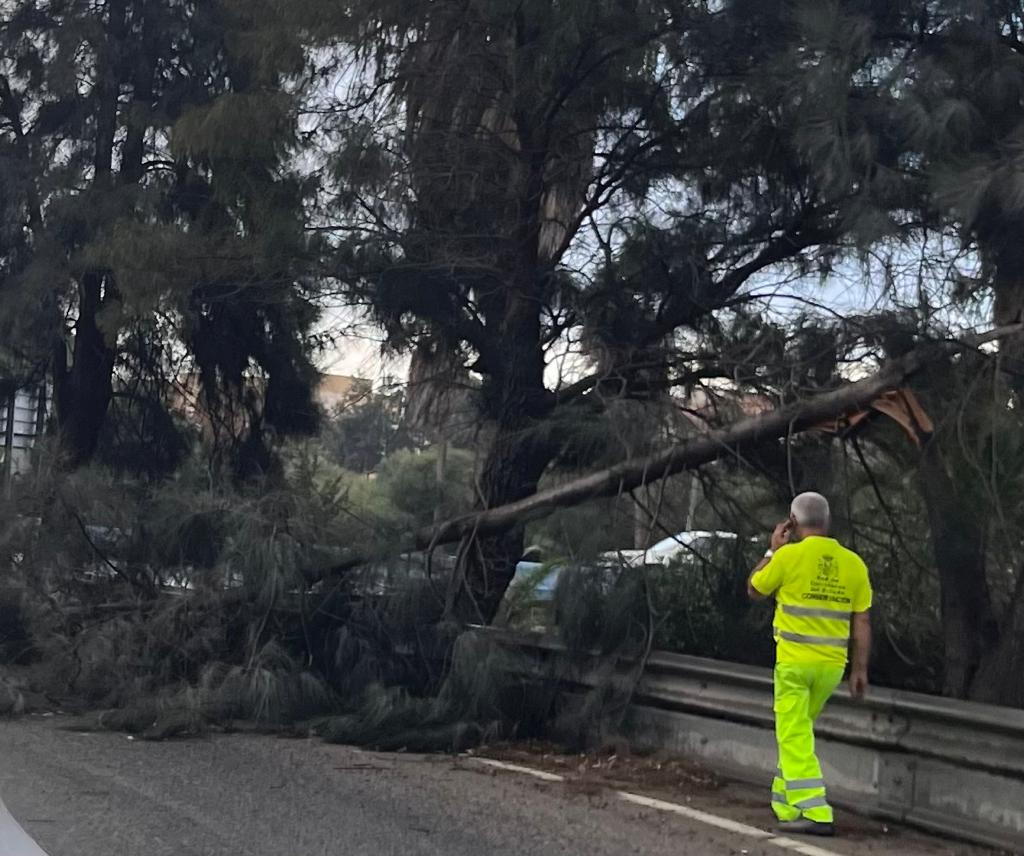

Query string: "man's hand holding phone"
[[749, 517, 794, 600], [770, 518, 793, 552]]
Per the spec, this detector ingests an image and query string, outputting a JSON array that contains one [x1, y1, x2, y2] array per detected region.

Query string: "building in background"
[[0, 382, 47, 483], [169, 372, 371, 427], [317, 374, 373, 413], [1, 368, 370, 484]]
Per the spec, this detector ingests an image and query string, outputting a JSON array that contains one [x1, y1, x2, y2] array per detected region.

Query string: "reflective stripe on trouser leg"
[[772, 662, 844, 823], [771, 769, 799, 822]]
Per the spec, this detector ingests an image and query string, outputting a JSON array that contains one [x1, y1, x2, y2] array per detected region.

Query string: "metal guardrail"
[[493, 632, 1024, 853], [639, 649, 1024, 778]]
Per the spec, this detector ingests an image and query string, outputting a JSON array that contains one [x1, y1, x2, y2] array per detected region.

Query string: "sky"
[[305, 44, 992, 391], [315, 241, 990, 391]]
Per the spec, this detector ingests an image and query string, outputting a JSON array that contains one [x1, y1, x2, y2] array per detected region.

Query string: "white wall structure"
[[0, 384, 46, 477]]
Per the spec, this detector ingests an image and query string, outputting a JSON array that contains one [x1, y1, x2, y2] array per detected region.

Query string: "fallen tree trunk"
[[319, 326, 1018, 580]]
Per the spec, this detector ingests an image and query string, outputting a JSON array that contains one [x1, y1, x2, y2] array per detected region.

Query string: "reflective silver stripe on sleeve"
[[781, 604, 852, 622], [772, 793, 789, 805], [778, 631, 848, 648], [786, 778, 825, 790], [793, 796, 830, 810]]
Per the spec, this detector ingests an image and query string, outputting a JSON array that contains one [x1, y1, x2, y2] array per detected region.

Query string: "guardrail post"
[[877, 755, 916, 814]]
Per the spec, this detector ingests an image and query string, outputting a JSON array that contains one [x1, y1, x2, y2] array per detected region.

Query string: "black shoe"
[[777, 819, 835, 837]]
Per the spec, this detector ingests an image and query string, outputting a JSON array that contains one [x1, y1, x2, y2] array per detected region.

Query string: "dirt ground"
[[470, 741, 1007, 856]]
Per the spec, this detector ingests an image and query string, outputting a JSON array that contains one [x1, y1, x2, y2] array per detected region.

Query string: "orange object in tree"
[[811, 388, 933, 447]]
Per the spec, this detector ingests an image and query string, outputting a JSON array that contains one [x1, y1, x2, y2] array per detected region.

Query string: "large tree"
[[321, 0, 864, 624], [0, 0, 320, 474], [770, 0, 1024, 704]]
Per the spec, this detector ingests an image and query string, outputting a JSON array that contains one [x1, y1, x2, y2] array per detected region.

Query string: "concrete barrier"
[[496, 633, 1024, 852]]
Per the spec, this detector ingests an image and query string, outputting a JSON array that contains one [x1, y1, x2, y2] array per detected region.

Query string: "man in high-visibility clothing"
[[747, 492, 872, 837]]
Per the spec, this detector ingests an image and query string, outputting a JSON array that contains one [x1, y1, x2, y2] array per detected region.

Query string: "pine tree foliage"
[[8, 0, 1024, 728], [0, 0, 322, 473], [312, 0, 900, 625]]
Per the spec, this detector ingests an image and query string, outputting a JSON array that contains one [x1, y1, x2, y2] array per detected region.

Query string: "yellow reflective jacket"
[[751, 536, 872, 665]]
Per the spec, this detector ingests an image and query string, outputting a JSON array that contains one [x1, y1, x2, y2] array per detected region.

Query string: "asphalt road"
[[0, 717, 993, 856]]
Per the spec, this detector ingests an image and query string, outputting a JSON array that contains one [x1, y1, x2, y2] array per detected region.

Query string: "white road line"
[[771, 836, 847, 856], [470, 758, 846, 856], [0, 798, 50, 856], [618, 792, 774, 839], [470, 758, 566, 782]]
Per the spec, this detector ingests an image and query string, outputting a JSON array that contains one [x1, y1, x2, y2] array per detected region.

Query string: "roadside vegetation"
[[4, 0, 1024, 751]]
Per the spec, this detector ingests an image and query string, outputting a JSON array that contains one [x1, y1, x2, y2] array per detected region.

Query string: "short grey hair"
[[791, 492, 830, 529]]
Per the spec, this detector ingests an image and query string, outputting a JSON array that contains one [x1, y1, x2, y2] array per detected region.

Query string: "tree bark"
[[119, 0, 156, 188], [55, 272, 118, 468], [92, 0, 127, 186], [53, 0, 130, 469], [965, 230, 1024, 704], [991, 231, 1024, 394], [446, 418, 554, 623], [444, 116, 557, 625], [917, 439, 997, 697], [970, 575, 1024, 706], [446, 295, 554, 624]]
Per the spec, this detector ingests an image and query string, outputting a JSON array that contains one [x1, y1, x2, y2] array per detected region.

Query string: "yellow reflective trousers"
[[771, 662, 844, 823]]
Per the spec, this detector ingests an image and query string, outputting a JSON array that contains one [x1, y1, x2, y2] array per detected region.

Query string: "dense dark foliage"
[[3, 0, 1024, 739]]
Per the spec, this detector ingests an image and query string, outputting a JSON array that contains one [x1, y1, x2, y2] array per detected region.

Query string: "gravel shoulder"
[[474, 742, 998, 856]]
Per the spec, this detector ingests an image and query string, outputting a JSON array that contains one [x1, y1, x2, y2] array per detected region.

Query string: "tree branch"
[[0, 75, 43, 231], [316, 324, 1021, 581], [552, 219, 838, 406]]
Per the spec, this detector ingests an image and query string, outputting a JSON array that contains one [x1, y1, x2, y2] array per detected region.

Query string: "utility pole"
[[633, 488, 649, 550], [684, 473, 701, 532], [29, 380, 48, 472], [434, 431, 448, 525]]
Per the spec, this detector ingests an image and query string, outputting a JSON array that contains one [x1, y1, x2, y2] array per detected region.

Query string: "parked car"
[[499, 530, 753, 631]]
